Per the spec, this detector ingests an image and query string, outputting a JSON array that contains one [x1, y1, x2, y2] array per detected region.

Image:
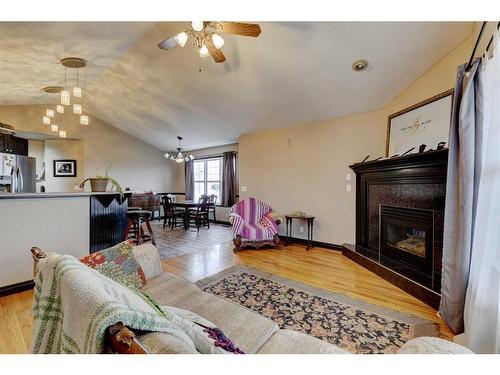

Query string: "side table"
[[285, 214, 315, 250]]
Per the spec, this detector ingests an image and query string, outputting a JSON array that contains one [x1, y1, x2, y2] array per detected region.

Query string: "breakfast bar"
[[0, 192, 130, 295]]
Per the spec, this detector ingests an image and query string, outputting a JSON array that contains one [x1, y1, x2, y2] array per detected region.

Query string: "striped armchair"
[[229, 197, 281, 252]]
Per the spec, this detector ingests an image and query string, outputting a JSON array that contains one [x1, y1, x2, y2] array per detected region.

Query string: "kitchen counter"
[[0, 192, 130, 295], [0, 191, 126, 199]]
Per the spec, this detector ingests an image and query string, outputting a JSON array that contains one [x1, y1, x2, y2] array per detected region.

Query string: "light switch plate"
[[346, 173, 351, 181], [346, 184, 352, 192], [241, 186, 247, 192]]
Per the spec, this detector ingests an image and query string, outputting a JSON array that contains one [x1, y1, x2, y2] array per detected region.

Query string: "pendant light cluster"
[[163, 136, 194, 163], [41, 57, 89, 138]]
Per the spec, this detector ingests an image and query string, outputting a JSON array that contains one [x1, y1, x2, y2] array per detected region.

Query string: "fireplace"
[[342, 150, 448, 308], [380, 206, 434, 281]]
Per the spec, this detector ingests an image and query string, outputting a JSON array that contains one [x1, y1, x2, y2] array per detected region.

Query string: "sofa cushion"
[[174, 290, 278, 354], [139, 332, 198, 354], [257, 329, 348, 354], [142, 272, 202, 306], [397, 337, 473, 354]]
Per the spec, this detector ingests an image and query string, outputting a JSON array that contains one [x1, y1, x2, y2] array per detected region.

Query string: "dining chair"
[[187, 195, 210, 231], [161, 195, 184, 230], [208, 194, 217, 223]]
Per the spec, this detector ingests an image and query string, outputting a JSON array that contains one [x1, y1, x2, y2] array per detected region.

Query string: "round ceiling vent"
[[352, 59, 369, 72]]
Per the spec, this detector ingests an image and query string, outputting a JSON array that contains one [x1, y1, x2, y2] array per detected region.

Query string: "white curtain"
[[464, 30, 500, 353]]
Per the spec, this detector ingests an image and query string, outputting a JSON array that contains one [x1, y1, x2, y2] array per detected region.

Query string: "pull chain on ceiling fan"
[[158, 21, 262, 63]]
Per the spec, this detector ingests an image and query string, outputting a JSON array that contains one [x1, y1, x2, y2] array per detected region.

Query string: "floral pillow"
[[80, 241, 146, 289]]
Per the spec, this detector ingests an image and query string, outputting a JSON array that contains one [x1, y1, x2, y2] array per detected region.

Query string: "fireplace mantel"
[[343, 149, 448, 308]]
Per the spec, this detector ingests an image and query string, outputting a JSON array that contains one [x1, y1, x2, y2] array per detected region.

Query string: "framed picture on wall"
[[53, 160, 77, 177], [386, 89, 454, 157]]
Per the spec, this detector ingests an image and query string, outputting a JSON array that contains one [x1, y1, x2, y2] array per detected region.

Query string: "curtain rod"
[[466, 21, 500, 72], [192, 151, 237, 160]]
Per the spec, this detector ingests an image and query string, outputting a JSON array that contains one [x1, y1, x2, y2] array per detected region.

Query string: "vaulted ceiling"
[[0, 22, 473, 151]]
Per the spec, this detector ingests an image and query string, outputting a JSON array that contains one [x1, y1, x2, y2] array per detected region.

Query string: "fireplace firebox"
[[380, 206, 434, 280]]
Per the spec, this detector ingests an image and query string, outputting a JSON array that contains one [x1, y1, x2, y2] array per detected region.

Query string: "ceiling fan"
[[157, 21, 261, 63]]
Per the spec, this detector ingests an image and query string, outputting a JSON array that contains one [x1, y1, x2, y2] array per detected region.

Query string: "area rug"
[[196, 265, 439, 354]]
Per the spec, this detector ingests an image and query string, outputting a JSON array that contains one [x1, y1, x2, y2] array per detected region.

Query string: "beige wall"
[[44, 139, 84, 192], [0, 105, 176, 193], [238, 30, 478, 245]]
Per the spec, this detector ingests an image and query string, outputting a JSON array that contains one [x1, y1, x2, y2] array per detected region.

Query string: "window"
[[193, 157, 222, 203]]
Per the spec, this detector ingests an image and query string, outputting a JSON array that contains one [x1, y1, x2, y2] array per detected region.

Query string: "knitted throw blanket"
[[31, 254, 193, 354]]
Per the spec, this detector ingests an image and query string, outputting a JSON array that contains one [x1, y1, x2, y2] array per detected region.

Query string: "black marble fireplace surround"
[[342, 150, 448, 308]]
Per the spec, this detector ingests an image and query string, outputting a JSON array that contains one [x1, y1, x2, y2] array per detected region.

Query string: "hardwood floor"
[[0, 230, 454, 354]]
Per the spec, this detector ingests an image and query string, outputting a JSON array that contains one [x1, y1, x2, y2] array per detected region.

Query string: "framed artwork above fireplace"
[[386, 89, 454, 157]]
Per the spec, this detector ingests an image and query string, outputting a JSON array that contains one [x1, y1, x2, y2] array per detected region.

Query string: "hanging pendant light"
[[61, 90, 71, 106], [73, 104, 82, 114], [51, 124, 59, 133], [58, 130, 67, 138], [43, 116, 51, 125], [164, 136, 193, 163], [56, 105, 64, 114], [46, 109, 54, 118], [80, 115, 89, 125]]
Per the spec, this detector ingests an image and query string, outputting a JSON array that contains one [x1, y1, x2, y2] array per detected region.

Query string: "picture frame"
[[385, 88, 454, 157], [53, 159, 77, 177]]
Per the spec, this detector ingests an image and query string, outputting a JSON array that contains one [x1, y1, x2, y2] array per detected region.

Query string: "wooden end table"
[[285, 214, 315, 250]]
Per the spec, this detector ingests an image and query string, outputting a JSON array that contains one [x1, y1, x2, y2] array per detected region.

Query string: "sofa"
[[129, 244, 472, 354]]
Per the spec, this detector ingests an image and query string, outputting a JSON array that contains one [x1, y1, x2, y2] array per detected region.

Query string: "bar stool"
[[124, 210, 156, 246]]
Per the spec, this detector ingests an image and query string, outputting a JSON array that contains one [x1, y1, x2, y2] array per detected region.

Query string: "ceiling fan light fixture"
[[199, 44, 209, 57], [175, 32, 188, 47], [192, 21, 204, 32], [212, 34, 224, 49]]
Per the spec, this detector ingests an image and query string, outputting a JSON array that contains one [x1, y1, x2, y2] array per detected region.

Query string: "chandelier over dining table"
[[164, 136, 194, 163]]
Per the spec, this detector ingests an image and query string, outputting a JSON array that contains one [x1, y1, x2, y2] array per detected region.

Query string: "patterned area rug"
[[196, 265, 439, 354]]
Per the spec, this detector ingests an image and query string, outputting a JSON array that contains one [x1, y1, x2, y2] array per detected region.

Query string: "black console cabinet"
[[0, 134, 28, 156]]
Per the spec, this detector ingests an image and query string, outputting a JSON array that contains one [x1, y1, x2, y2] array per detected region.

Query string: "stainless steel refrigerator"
[[0, 153, 36, 193]]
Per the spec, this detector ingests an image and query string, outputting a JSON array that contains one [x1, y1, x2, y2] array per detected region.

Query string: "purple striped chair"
[[229, 197, 281, 252]]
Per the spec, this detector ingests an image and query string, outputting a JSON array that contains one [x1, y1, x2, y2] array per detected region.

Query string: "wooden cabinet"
[[0, 134, 28, 156]]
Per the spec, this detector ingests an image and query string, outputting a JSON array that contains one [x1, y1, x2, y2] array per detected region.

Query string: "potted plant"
[[79, 165, 122, 193]]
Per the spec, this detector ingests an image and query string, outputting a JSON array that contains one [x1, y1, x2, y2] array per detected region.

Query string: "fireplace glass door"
[[380, 205, 434, 278]]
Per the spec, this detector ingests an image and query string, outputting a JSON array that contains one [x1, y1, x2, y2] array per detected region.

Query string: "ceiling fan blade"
[[214, 22, 261, 37], [157, 36, 177, 50], [205, 36, 226, 63]]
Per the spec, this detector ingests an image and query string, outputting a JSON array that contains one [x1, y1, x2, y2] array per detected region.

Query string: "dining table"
[[172, 199, 199, 229]]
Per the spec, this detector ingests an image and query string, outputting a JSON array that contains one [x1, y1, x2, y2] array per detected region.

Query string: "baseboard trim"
[[283, 236, 343, 251], [210, 219, 231, 226], [0, 279, 34, 297]]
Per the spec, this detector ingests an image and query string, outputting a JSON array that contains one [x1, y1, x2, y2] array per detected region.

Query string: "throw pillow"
[[80, 241, 147, 289]]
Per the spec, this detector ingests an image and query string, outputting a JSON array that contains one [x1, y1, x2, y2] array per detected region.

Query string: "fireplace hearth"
[[342, 150, 448, 308]]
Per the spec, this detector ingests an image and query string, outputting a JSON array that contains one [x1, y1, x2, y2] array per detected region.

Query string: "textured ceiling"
[[0, 22, 153, 104], [0, 22, 473, 151]]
